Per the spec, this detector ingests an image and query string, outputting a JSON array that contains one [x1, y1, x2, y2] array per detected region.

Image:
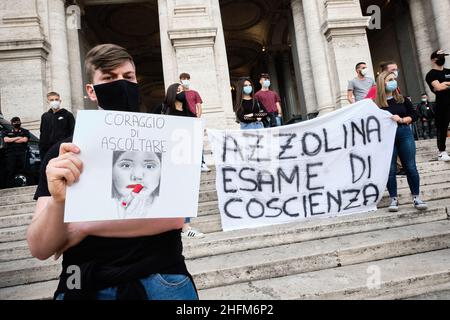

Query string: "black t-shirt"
[[152, 102, 195, 117], [236, 99, 267, 123], [33, 137, 192, 299], [383, 97, 419, 123], [4, 128, 30, 153], [425, 68, 450, 106]]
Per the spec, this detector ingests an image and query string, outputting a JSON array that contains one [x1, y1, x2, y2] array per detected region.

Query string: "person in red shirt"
[[179, 73, 202, 118], [178, 73, 207, 238], [255, 73, 283, 127], [365, 61, 400, 100]]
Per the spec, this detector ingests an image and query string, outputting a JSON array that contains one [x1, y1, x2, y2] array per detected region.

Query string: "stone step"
[[0, 279, 58, 300], [0, 213, 32, 229], [0, 194, 35, 207], [183, 203, 447, 260], [0, 186, 37, 198], [0, 226, 27, 243], [0, 203, 35, 218], [0, 257, 61, 288], [187, 220, 450, 290], [190, 182, 450, 234], [406, 288, 450, 300], [2, 217, 449, 291], [198, 248, 450, 300], [3, 202, 446, 263]]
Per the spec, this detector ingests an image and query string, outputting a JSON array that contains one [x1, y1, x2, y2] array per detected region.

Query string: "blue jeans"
[[55, 273, 198, 300], [240, 121, 264, 130], [387, 125, 420, 198]]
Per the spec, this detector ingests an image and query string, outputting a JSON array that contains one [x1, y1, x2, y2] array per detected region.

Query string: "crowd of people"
[[0, 40, 448, 300]]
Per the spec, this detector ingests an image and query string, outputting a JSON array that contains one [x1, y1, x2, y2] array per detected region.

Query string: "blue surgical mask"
[[262, 80, 271, 88], [386, 80, 398, 92], [243, 85, 253, 95]]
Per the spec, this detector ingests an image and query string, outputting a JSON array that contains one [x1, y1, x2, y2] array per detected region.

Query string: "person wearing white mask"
[[347, 62, 375, 103], [255, 73, 283, 127], [178, 72, 211, 173], [39, 92, 75, 161]]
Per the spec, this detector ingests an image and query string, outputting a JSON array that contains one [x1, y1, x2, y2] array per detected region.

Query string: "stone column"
[[66, 4, 84, 114], [210, 0, 234, 127], [300, 0, 334, 115], [430, 0, 450, 68], [266, 53, 280, 95], [162, 0, 232, 129], [0, 0, 50, 133], [281, 52, 297, 120], [321, 0, 373, 108], [290, 0, 316, 118], [158, 0, 178, 86], [405, 0, 433, 98], [48, 0, 72, 110]]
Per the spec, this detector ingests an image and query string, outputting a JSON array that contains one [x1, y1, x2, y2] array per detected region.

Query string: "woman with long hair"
[[375, 71, 427, 212], [162, 83, 194, 117], [234, 78, 268, 130]]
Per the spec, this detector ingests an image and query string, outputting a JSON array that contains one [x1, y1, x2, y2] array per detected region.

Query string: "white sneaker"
[[438, 151, 450, 162], [201, 163, 211, 172], [413, 197, 428, 211], [388, 197, 399, 212], [182, 227, 205, 238]]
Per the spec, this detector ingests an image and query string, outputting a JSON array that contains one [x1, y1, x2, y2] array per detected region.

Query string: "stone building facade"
[[0, 0, 448, 133]]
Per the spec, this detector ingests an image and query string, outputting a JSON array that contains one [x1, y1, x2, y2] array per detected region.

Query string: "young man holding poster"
[[27, 44, 198, 300]]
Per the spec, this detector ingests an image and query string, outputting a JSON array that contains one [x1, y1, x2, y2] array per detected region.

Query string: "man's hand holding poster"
[[208, 99, 397, 231], [65, 110, 203, 222]]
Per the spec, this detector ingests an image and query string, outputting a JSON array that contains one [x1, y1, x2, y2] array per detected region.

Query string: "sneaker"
[[413, 197, 428, 211], [388, 198, 399, 212], [201, 163, 211, 172], [438, 151, 450, 162], [182, 227, 205, 238]]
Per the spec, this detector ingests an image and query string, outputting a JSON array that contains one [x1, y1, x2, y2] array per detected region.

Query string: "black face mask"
[[436, 57, 446, 67], [12, 123, 21, 129], [93, 79, 140, 112], [176, 92, 186, 103]]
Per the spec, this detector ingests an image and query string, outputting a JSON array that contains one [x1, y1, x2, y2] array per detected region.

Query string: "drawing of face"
[[112, 151, 161, 199]]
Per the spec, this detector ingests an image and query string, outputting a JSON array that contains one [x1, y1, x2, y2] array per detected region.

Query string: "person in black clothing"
[[415, 93, 435, 139], [234, 78, 268, 130], [3, 117, 30, 188], [39, 92, 75, 161], [27, 44, 198, 300], [162, 83, 194, 117], [425, 49, 450, 161], [375, 71, 427, 213], [160, 83, 205, 239]]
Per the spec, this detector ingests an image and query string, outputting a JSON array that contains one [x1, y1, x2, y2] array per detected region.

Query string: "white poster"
[[65, 110, 203, 222], [208, 99, 397, 232]]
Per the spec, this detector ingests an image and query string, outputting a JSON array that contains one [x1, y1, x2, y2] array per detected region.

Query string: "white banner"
[[65, 110, 203, 222], [208, 99, 397, 232]]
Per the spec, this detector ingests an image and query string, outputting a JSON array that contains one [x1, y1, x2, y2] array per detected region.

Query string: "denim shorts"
[[240, 121, 264, 130], [55, 273, 198, 300]]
